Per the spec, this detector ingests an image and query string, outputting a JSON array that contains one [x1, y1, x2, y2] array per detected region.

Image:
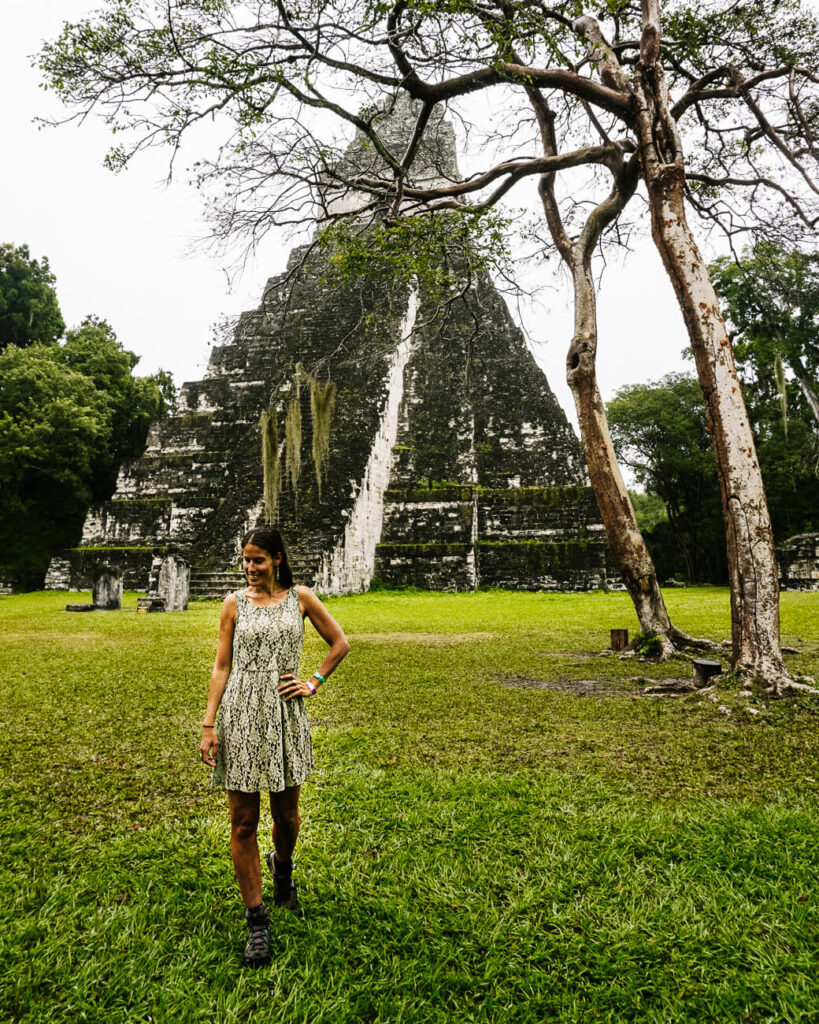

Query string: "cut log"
[[692, 659, 722, 687], [611, 628, 629, 651]]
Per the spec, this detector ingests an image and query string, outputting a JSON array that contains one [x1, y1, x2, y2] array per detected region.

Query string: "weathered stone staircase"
[[189, 570, 246, 601], [189, 548, 323, 600]]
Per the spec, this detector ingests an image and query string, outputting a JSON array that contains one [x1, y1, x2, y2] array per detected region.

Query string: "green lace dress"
[[212, 587, 314, 793]]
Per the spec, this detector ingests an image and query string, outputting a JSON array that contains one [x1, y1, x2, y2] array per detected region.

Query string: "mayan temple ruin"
[[46, 99, 614, 597]]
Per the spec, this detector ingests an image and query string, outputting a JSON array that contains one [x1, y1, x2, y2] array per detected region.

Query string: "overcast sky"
[[3, 1, 751, 428]]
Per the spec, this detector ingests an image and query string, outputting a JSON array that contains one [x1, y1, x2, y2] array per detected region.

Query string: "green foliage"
[[310, 376, 337, 499], [284, 395, 303, 494], [0, 346, 108, 576], [62, 316, 175, 495], [319, 210, 512, 298], [632, 631, 663, 658], [1, 588, 818, 1021], [608, 374, 726, 583], [260, 409, 282, 522], [0, 318, 176, 580], [711, 244, 819, 416], [629, 490, 669, 534], [0, 242, 65, 351], [711, 244, 819, 537]]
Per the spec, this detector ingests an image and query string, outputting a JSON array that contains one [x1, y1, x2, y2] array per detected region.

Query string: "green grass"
[[1, 588, 818, 1023]]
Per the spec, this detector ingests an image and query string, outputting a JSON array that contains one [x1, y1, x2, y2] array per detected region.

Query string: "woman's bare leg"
[[228, 790, 262, 908], [269, 785, 301, 863]]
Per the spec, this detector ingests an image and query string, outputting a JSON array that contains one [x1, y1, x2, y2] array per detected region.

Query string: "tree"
[[0, 321, 177, 582], [711, 245, 819, 542], [60, 316, 175, 497], [0, 345, 108, 579], [0, 243, 65, 351], [711, 245, 819, 431], [610, 370, 819, 581], [39, 1, 819, 687], [608, 374, 726, 583]]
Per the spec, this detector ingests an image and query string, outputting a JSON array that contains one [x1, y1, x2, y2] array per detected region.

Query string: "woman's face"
[[242, 543, 281, 586]]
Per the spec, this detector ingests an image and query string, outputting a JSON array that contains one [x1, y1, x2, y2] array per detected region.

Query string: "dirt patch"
[[347, 632, 496, 645], [497, 675, 639, 697]]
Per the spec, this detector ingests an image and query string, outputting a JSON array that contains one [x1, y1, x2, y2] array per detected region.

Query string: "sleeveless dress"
[[212, 587, 314, 793]]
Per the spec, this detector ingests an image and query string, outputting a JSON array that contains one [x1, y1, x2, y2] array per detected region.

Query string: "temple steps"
[[189, 571, 245, 601], [189, 559, 320, 599]]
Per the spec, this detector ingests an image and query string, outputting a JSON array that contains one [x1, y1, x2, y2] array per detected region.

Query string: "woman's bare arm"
[[278, 586, 350, 701], [199, 594, 237, 766]]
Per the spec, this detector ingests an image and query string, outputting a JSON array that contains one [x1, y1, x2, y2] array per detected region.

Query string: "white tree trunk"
[[633, 63, 789, 687], [567, 253, 676, 653], [791, 355, 819, 426]]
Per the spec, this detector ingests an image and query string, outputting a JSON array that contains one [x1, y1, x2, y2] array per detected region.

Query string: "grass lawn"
[[1, 587, 818, 1023]]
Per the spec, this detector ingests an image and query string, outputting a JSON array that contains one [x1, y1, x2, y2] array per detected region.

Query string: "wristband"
[[312, 671, 326, 684], [202, 723, 216, 729], [305, 680, 317, 695]]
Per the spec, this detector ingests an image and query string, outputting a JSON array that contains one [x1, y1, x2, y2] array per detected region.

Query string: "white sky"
[[2, 1, 753, 428]]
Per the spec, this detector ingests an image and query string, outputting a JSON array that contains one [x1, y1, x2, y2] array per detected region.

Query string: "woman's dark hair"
[[241, 526, 294, 587]]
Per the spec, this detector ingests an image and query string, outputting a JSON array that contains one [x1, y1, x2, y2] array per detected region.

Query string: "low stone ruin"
[[153, 554, 191, 611], [93, 565, 122, 610], [777, 533, 819, 591]]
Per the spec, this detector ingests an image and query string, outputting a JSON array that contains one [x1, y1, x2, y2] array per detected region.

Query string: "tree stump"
[[692, 659, 722, 687], [610, 628, 629, 651]]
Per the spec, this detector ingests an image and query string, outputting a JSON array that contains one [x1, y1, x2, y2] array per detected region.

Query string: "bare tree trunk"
[[791, 354, 819, 426], [567, 243, 677, 655], [525, 86, 686, 656], [632, 56, 791, 688]]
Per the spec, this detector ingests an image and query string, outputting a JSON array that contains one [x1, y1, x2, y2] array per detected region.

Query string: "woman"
[[199, 526, 350, 967]]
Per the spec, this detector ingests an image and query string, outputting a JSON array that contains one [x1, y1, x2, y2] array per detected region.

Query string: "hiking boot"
[[265, 851, 299, 909], [243, 904, 271, 967]]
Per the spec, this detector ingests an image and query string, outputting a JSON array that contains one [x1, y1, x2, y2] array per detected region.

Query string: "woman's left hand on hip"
[[278, 673, 312, 700]]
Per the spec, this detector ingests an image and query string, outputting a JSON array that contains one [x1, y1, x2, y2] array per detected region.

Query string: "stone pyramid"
[[47, 100, 612, 596]]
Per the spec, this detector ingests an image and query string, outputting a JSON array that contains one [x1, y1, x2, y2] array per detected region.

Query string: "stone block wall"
[[44, 546, 165, 591], [778, 533, 819, 591], [374, 486, 612, 591]]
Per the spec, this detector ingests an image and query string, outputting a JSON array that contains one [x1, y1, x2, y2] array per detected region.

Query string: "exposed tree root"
[[770, 676, 819, 697], [668, 628, 730, 653], [642, 679, 697, 695]]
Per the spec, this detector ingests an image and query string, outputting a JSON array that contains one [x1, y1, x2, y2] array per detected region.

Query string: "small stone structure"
[[777, 533, 819, 591], [152, 554, 191, 611], [46, 98, 616, 596], [137, 596, 166, 613], [92, 565, 122, 610]]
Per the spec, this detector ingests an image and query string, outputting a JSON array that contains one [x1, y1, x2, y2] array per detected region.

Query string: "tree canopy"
[[0, 346, 108, 579], [0, 247, 176, 585], [0, 243, 65, 351], [711, 244, 819, 430], [607, 374, 726, 583], [608, 365, 819, 584], [38, 1, 818, 252]]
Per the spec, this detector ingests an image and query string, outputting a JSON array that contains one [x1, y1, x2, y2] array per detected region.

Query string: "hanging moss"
[[260, 409, 282, 522], [774, 353, 788, 437], [285, 394, 302, 494], [310, 376, 336, 498]]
